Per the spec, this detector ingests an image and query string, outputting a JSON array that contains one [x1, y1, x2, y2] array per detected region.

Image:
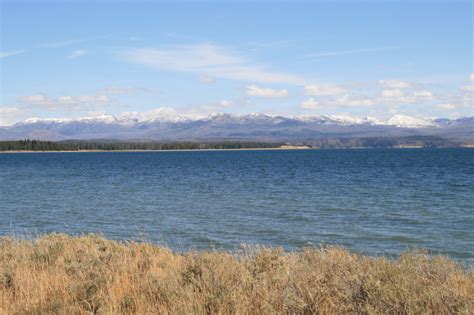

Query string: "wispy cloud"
[[379, 79, 411, 89], [68, 49, 88, 59], [0, 107, 33, 126], [305, 47, 397, 59], [246, 85, 288, 98], [164, 32, 190, 40], [16, 86, 152, 113], [118, 43, 306, 85], [300, 78, 446, 111], [0, 50, 25, 59], [436, 103, 456, 110], [305, 84, 346, 96], [19, 94, 108, 111], [120, 97, 249, 121], [199, 74, 216, 84], [301, 98, 320, 110], [246, 39, 297, 50], [43, 39, 84, 48], [97, 86, 157, 95]]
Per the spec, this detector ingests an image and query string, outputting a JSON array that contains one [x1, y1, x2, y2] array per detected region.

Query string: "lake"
[[1, 148, 472, 262]]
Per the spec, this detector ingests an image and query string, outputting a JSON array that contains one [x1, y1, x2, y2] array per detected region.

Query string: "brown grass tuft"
[[1, 234, 472, 314]]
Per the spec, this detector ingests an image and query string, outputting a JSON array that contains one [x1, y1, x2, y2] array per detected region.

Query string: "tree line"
[[0, 140, 284, 151], [304, 135, 459, 148], [0, 136, 463, 151]]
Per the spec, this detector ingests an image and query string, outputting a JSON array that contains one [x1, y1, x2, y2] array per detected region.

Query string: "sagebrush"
[[1, 234, 472, 314]]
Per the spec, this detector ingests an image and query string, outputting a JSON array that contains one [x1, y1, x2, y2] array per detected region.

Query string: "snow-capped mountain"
[[1, 113, 472, 141], [16, 114, 138, 126], [295, 115, 384, 126], [385, 115, 437, 128]]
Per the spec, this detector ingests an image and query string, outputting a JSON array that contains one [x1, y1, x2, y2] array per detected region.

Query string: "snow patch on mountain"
[[385, 115, 437, 128], [3, 112, 472, 141], [11, 113, 461, 129], [21, 117, 73, 125]]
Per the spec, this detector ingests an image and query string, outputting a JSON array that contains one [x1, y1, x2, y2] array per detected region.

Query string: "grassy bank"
[[1, 234, 472, 314]]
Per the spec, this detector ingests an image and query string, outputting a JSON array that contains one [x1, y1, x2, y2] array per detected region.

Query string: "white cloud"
[[68, 49, 88, 59], [44, 39, 83, 48], [97, 87, 154, 95], [301, 94, 376, 110], [301, 82, 438, 111], [118, 44, 305, 85], [304, 84, 345, 96], [461, 85, 474, 92], [164, 32, 189, 39], [118, 96, 250, 122], [428, 82, 472, 113], [246, 85, 288, 98], [19, 94, 109, 111], [301, 98, 320, 109], [436, 103, 457, 110], [0, 50, 25, 59], [335, 95, 376, 107], [8, 75, 470, 125], [199, 74, 216, 84], [381, 89, 404, 98], [379, 80, 411, 89], [120, 99, 245, 121], [120, 107, 180, 121], [0, 107, 22, 115], [412, 90, 433, 99], [305, 46, 396, 59], [144, 107, 182, 118], [16, 87, 154, 113], [20, 95, 48, 103], [86, 110, 108, 117], [189, 98, 247, 116], [0, 107, 32, 125], [459, 74, 474, 96]]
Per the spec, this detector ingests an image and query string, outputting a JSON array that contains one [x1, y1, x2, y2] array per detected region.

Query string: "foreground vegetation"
[[1, 234, 472, 314]]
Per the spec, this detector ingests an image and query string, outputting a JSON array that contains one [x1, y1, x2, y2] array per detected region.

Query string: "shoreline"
[[1, 146, 472, 153], [0, 145, 313, 153]]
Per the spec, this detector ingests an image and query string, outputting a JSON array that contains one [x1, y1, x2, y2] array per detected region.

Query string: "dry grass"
[[1, 234, 472, 314]]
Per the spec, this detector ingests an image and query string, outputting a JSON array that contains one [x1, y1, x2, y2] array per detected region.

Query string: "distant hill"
[[1, 113, 472, 144]]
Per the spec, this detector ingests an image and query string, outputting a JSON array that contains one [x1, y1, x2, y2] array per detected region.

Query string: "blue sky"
[[0, 0, 472, 125]]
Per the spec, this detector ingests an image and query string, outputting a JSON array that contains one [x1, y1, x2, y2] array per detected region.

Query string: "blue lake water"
[[0, 149, 473, 262]]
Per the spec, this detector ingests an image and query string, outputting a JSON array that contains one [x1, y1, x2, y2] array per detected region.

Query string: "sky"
[[0, 0, 473, 125]]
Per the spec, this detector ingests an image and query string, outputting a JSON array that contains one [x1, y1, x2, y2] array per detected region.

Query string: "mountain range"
[[1, 113, 473, 142]]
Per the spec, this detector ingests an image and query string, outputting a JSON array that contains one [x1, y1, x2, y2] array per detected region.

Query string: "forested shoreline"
[[0, 136, 468, 151], [0, 140, 284, 151]]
